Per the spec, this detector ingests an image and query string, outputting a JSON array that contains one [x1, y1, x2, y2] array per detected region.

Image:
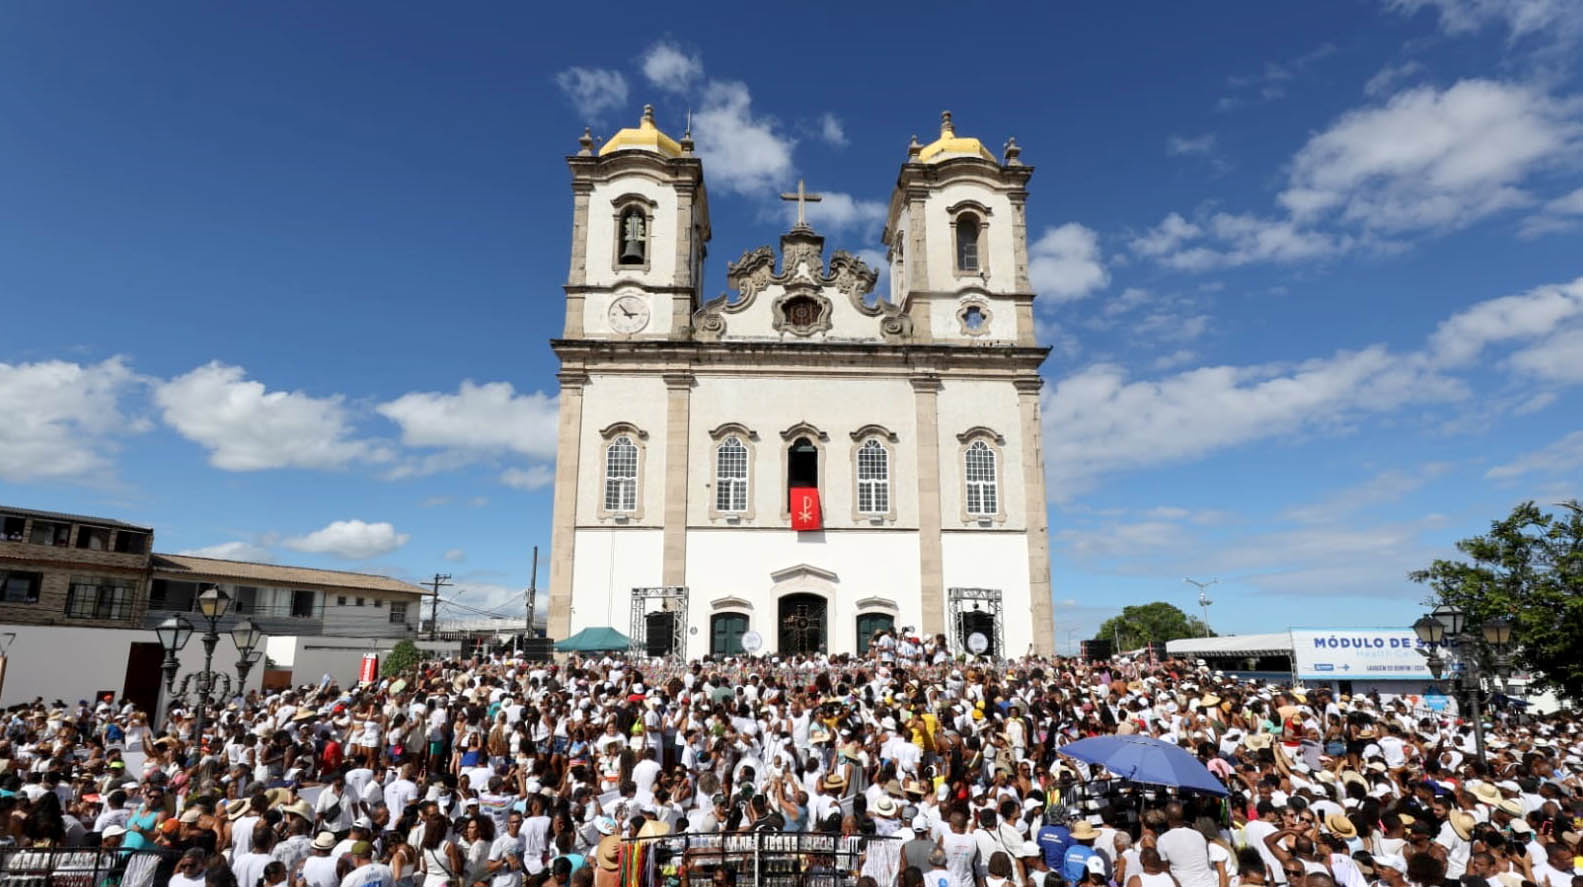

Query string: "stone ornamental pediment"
[[692, 223, 911, 341]]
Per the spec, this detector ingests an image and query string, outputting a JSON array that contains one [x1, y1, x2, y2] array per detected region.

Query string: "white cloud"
[[819, 113, 848, 147], [179, 541, 274, 562], [1486, 430, 1583, 478], [1427, 276, 1583, 365], [155, 362, 385, 471], [283, 519, 410, 559], [1166, 133, 1216, 156], [554, 67, 629, 120], [377, 381, 558, 459], [1151, 349, 1198, 371], [691, 80, 795, 194], [1519, 186, 1583, 237], [1384, 0, 1583, 44], [1508, 324, 1583, 381], [1132, 211, 1348, 270], [799, 192, 886, 235], [639, 43, 701, 93], [500, 465, 554, 490], [0, 357, 143, 483], [1042, 347, 1465, 499], [443, 547, 466, 563], [1281, 463, 1451, 523], [1280, 80, 1583, 232], [1363, 61, 1427, 97], [1028, 223, 1109, 301], [1055, 521, 1185, 558]]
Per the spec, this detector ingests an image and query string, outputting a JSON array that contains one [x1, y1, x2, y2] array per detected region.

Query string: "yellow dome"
[[918, 111, 997, 164], [598, 105, 683, 158]]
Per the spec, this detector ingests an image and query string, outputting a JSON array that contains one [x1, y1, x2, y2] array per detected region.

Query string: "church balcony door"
[[778, 593, 827, 656], [787, 437, 818, 508]]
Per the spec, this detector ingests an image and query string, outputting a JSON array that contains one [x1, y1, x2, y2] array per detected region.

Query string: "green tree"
[[1410, 500, 1583, 700], [1093, 602, 1212, 650], [380, 639, 424, 678]]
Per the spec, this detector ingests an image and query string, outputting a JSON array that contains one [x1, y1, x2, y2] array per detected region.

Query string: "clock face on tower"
[[607, 295, 650, 333]]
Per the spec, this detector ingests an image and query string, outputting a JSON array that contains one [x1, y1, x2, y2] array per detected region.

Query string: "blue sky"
[[2, 2, 1580, 649]]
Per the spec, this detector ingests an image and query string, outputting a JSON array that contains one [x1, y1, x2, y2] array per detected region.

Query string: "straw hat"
[[873, 795, 899, 817], [283, 800, 315, 822], [1496, 798, 1523, 817], [1070, 821, 1099, 840], [224, 799, 249, 821], [1449, 810, 1476, 841], [1470, 783, 1502, 806], [595, 835, 622, 871], [311, 832, 336, 851], [1245, 733, 1273, 751], [1325, 813, 1358, 840], [636, 819, 671, 839], [821, 773, 847, 791]]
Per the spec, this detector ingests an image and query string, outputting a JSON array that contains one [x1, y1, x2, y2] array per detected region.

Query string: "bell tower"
[[564, 105, 711, 340], [882, 111, 1035, 345]]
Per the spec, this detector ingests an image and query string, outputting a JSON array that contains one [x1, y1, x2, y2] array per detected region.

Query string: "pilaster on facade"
[[1014, 376, 1055, 655], [660, 373, 694, 586], [546, 371, 589, 640], [911, 374, 946, 636]]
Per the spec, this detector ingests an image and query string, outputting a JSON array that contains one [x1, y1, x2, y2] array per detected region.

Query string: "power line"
[[426, 573, 452, 640]]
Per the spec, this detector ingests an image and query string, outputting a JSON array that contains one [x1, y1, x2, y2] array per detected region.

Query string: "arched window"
[[618, 206, 647, 266], [856, 439, 889, 515], [964, 440, 998, 516], [715, 437, 749, 513], [956, 215, 980, 272], [603, 436, 638, 512]]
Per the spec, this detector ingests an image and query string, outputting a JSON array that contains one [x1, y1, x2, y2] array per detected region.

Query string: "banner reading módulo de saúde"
[[1290, 628, 1435, 681]]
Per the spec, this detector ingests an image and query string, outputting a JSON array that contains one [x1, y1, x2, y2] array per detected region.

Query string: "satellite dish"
[[967, 632, 989, 655], [741, 631, 763, 653]]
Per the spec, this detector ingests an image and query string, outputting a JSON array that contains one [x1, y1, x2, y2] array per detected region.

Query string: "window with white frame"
[[964, 440, 998, 516], [603, 436, 638, 512], [715, 437, 749, 513], [390, 601, 408, 624], [856, 439, 890, 515]]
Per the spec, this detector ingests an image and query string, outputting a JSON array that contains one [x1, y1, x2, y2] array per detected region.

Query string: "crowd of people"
[[0, 629, 1579, 887]]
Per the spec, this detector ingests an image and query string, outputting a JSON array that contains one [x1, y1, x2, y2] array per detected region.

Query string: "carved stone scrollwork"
[[880, 313, 913, 338]]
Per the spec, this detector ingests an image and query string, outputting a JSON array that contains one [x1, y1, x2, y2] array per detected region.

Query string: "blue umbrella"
[[1056, 735, 1228, 795]]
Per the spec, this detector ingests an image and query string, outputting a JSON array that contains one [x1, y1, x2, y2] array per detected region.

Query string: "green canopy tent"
[[554, 626, 632, 652]]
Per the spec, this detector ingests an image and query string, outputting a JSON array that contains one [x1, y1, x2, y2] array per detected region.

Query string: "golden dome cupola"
[[597, 104, 684, 158], [917, 110, 997, 164]]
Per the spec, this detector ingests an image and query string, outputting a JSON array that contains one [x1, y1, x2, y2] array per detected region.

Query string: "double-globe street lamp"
[[1412, 602, 1514, 766], [153, 587, 267, 761]]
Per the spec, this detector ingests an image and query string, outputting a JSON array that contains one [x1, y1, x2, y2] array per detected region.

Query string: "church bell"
[[620, 236, 645, 264]]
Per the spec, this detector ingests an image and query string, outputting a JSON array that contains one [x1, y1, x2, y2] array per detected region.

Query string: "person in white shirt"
[[486, 811, 528, 887], [299, 833, 342, 887], [383, 764, 419, 819], [1157, 802, 1218, 887]]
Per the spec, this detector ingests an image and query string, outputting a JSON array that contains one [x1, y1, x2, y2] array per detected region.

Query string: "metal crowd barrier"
[[620, 831, 900, 887], [0, 847, 175, 887]]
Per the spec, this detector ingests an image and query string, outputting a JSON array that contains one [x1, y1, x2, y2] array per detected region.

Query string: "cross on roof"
[[780, 178, 822, 230]]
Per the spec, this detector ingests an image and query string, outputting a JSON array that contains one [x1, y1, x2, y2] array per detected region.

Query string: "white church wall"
[[713, 282, 889, 343], [687, 375, 919, 529], [577, 374, 670, 527], [934, 379, 1027, 530], [568, 528, 665, 632], [584, 178, 680, 288], [681, 528, 922, 659], [922, 182, 1017, 293], [940, 531, 1036, 657], [926, 290, 1019, 343]]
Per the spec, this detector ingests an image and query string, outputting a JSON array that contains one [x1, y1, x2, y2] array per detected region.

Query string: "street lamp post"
[[1413, 604, 1514, 766], [152, 587, 268, 763]]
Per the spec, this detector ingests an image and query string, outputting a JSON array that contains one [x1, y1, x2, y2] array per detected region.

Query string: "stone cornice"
[[550, 338, 1049, 372]]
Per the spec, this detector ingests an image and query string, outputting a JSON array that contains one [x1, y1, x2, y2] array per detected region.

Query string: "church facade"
[[545, 107, 1055, 659]]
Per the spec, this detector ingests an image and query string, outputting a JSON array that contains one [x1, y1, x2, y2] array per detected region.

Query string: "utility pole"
[[1184, 577, 1218, 637], [526, 546, 539, 642], [427, 573, 452, 641]]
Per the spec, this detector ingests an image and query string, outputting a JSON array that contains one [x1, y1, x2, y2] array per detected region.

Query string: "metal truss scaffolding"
[[947, 586, 1005, 658], [629, 586, 688, 658]]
